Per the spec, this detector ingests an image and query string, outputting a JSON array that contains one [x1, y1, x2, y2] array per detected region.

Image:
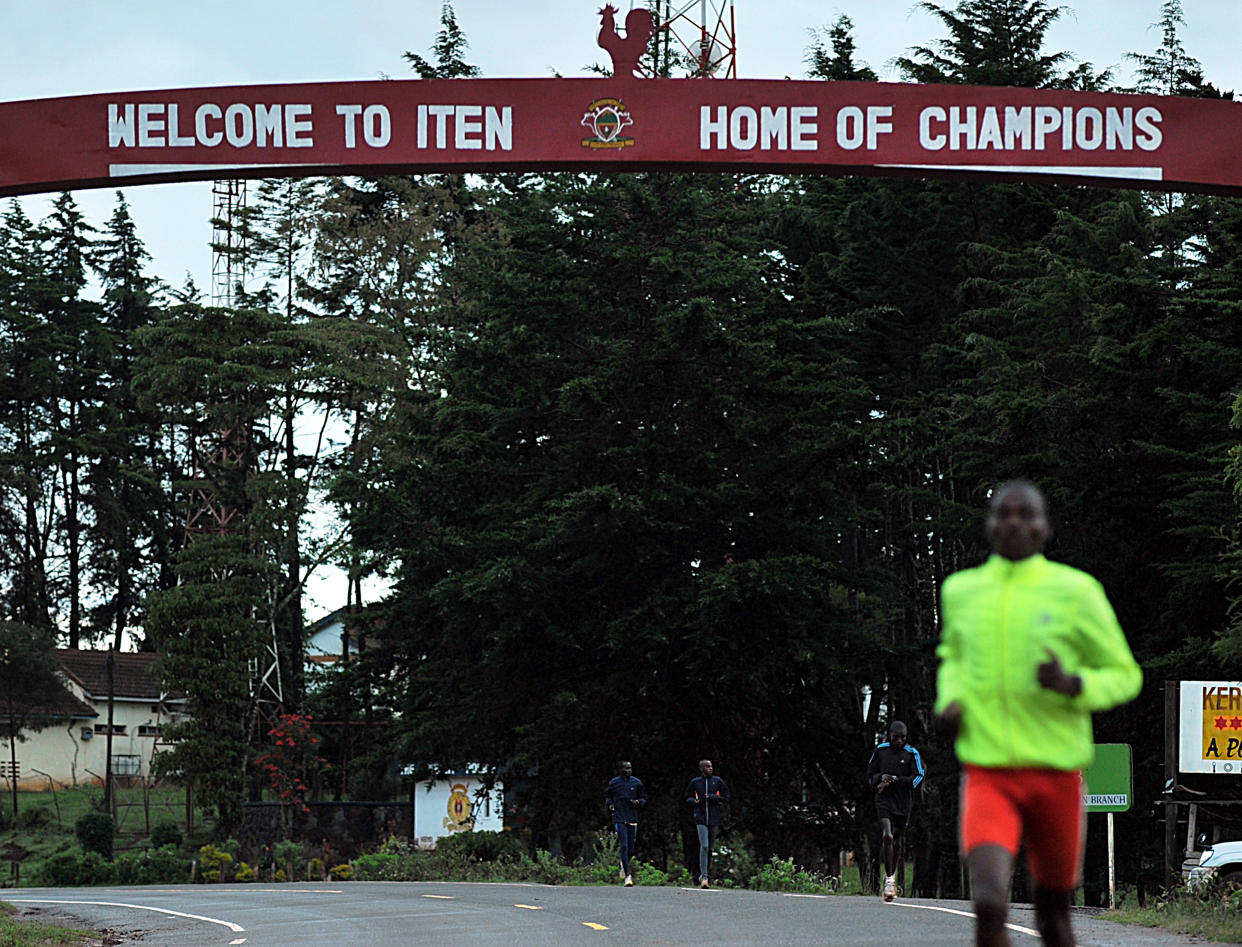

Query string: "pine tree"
[[0, 200, 60, 630], [805, 16, 878, 81], [1128, 1, 1230, 98], [0, 621, 62, 817], [137, 301, 298, 831], [895, 0, 1070, 87], [38, 193, 103, 648], [403, 2, 481, 79], [88, 194, 173, 650], [234, 176, 329, 708], [341, 168, 879, 863]]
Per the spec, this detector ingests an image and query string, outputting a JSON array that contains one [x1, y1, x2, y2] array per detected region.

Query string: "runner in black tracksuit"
[[604, 760, 646, 886], [684, 759, 729, 888], [866, 720, 926, 901]]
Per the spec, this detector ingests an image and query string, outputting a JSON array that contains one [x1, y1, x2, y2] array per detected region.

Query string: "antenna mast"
[[211, 179, 247, 306], [653, 0, 737, 77], [201, 179, 283, 741]]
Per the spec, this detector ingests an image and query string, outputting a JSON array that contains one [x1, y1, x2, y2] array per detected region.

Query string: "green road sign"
[[1083, 743, 1132, 812]]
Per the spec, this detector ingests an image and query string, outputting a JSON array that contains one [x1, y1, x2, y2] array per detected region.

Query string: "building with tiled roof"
[[2, 649, 185, 791]]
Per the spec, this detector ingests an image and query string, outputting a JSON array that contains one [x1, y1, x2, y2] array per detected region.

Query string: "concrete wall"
[[241, 802, 413, 863], [240, 777, 504, 862]]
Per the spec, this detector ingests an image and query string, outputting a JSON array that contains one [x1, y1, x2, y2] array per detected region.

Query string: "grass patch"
[[1107, 888, 1242, 944], [0, 785, 207, 887], [0, 902, 99, 946]]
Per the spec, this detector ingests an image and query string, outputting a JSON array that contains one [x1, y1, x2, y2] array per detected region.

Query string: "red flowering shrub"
[[253, 713, 323, 814]]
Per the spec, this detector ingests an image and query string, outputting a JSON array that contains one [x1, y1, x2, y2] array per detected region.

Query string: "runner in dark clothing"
[[867, 720, 925, 902], [684, 759, 729, 888], [604, 760, 646, 886]]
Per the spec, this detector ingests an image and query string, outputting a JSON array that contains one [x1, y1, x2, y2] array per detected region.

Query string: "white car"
[[1186, 841, 1242, 891]]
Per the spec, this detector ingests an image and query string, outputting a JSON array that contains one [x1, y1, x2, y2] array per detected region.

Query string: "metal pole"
[[1164, 680, 1179, 888], [1107, 812, 1116, 910], [104, 648, 115, 818], [1186, 803, 1199, 860]]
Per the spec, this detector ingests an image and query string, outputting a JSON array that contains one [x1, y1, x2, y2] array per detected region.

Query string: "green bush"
[[528, 849, 574, 885], [378, 835, 414, 856], [273, 839, 303, 864], [149, 820, 183, 850], [197, 844, 233, 883], [632, 859, 669, 886], [82, 851, 116, 885], [350, 852, 398, 879], [751, 855, 827, 894], [235, 862, 256, 882], [667, 865, 693, 887], [308, 856, 324, 879], [114, 847, 191, 885], [37, 853, 83, 887], [712, 836, 759, 887], [273, 840, 304, 880], [16, 806, 52, 829], [581, 859, 621, 885], [329, 863, 352, 880], [435, 830, 526, 863], [75, 812, 114, 860], [579, 831, 624, 884], [37, 850, 117, 886]]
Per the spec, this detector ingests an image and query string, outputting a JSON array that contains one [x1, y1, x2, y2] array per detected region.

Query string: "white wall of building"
[[3, 699, 178, 790], [412, 774, 504, 846]]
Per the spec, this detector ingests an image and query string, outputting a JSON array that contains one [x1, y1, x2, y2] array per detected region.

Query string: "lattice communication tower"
[[195, 180, 284, 740], [652, 0, 737, 78], [211, 179, 247, 306]]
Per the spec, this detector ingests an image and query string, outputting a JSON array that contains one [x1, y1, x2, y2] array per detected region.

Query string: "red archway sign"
[[1, 78, 1240, 197]]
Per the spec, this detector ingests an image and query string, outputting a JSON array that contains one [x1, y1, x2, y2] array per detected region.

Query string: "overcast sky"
[[4, 0, 1239, 615]]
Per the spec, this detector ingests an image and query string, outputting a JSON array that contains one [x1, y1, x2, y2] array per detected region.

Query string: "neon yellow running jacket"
[[935, 553, 1142, 771]]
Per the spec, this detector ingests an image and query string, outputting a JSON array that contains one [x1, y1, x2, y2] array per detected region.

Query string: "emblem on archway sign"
[[581, 97, 635, 150]]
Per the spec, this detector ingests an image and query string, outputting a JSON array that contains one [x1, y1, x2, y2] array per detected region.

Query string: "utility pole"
[[1165, 680, 1179, 887], [104, 648, 115, 819]]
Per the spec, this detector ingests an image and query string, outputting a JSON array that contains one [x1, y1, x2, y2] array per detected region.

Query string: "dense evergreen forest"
[[3, 0, 1241, 899]]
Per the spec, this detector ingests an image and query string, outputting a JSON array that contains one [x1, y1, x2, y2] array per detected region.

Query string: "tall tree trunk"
[[281, 385, 304, 707], [65, 399, 81, 649]]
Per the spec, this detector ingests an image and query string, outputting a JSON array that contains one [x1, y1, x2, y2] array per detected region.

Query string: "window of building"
[[93, 724, 127, 735], [137, 725, 161, 738], [112, 755, 141, 776]]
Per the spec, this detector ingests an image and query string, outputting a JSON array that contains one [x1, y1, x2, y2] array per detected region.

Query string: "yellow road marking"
[[514, 903, 544, 910], [422, 894, 456, 900], [583, 922, 609, 931]]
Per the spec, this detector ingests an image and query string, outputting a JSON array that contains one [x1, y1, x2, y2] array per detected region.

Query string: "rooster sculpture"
[[598, 4, 655, 78]]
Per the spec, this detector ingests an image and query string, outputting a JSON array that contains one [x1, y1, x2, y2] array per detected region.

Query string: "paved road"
[[7, 882, 1217, 946]]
